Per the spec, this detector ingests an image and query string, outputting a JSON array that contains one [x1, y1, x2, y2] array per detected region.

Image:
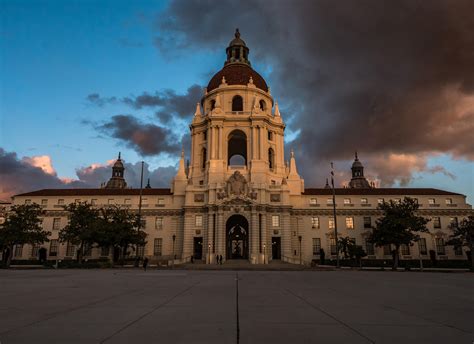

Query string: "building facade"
[[9, 30, 473, 264]]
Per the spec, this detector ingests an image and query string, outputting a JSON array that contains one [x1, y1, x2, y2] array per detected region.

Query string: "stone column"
[[182, 211, 194, 260], [281, 212, 292, 260], [218, 126, 222, 159], [261, 212, 267, 264], [217, 211, 225, 260], [207, 212, 214, 264], [250, 210, 258, 264]]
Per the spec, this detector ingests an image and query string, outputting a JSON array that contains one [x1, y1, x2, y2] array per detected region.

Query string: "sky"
[[0, 0, 473, 203]]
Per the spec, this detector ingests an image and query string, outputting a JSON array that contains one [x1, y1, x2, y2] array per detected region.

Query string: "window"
[[327, 198, 333, 205], [435, 238, 445, 255], [124, 199, 131, 205], [155, 217, 163, 230], [428, 198, 436, 205], [383, 244, 392, 255], [363, 217, 371, 228], [52, 218, 61, 230], [454, 245, 463, 256], [330, 238, 337, 255], [154, 238, 163, 256], [361, 198, 368, 204], [343, 198, 351, 205], [41, 199, 48, 206], [401, 244, 410, 255], [272, 215, 280, 227], [418, 238, 427, 255], [137, 244, 145, 257], [49, 240, 59, 256], [140, 218, 146, 228], [345, 217, 354, 229], [268, 131, 273, 141], [311, 217, 319, 229], [203, 130, 207, 141], [58, 199, 64, 205], [100, 246, 110, 257], [91, 199, 97, 205], [31, 244, 40, 258], [195, 215, 203, 227], [157, 198, 165, 205], [450, 217, 458, 227], [232, 95, 243, 111], [66, 242, 76, 257], [312, 238, 321, 255], [328, 217, 335, 229], [14, 244, 23, 257], [259, 99, 266, 111], [365, 239, 374, 255], [377, 198, 384, 205], [268, 148, 274, 170], [309, 198, 317, 205], [25, 199, 31, 205], [433, 217, 441, 228], [142, 198, 148, 205], [202, 148, 207, 169], [108, 199, 114, 205], [445, 198, 452, 205]]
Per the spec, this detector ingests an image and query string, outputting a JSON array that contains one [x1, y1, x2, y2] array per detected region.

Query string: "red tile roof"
[[303, 188, 463, 196], [14, 188, 172, 197]]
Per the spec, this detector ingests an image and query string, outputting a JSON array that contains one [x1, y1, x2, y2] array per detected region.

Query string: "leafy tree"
[[447, 215, 474, 271], [348, 245, 367, 268], [0, 204, 50, 268], [96, 206, 147, 264], [59, 202, 100, 262], [369, 197, 429, 269], [338, 236, 353, 259]]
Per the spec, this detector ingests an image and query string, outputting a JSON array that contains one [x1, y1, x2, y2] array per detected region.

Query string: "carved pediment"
[[217, 171, 257, 201]]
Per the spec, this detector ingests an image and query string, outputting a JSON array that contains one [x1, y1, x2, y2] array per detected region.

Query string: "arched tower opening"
[[268, 148, 275, 171], [232, 95, 243, 111], [228, 130, 247, 166]]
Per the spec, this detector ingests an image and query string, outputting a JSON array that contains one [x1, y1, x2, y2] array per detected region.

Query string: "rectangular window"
[[41, 199, 48, 205], [137, 244, 145, 257], [91, 199, 97, 205], [365, 239, 374, 255], [155, 217, 163, 230], [49, 240, 59, 256], [309, 198, 317, 205], [428, 198, 436, 205], [343, 198, 351, 205], [108, 199, 114, 205], [454, 246, 463, 256], [58, 199, 64, 205], [435, 238, 445, 255], [157, 198, 165, 205], [418, 238, 427, 255], [383, 244, 391, 255], [100, 246, 110, 257], [433, 217, 441, 228], [401, 244, 410, 255], [154, 238, 163, 256], [450, 217, 458, 227], [327, 198, 333, 205], [25, 199, 31, 205], [311, 217, 319, 229], [363, 217, 371, 228], [361, 198, 368, 204], [52, 218, 61, 230], [272, 215, 280, 227], [124, 199, 131, 205], [66, 242, 76, 257], [31, 244, 40, 258], [312, 238, 321, 255], [203, 131, 207, 141], [377, 198, 384, 205], [142, 198, 148, 205], [140, 218, 146, 228], [445, 198, 452, 205], [268, 131, 274, 141], [345, 217, 354, 229], [195, 215, 203, 227], [330, 238, 337, 255], [328, 217, 335, 229], [14, 244, 23, 257]]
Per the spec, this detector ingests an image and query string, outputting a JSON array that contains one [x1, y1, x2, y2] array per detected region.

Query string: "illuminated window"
[[195, 215, 203, 227], [377, 198, 384, 205], [445, 198, 452, 205], [25, 199, 31, 205], [41, 199, 48, 205], [360, 198, 368, 204], [142, 198, 148, 205], [327, 198, 333, 205], [428, 198, 436, 205], [345, 217, 354, 229], [309, 198, 317, 205], [311, 217, 319, 228], [52, 218, 61, 230], [155, 217, 163, 230], [58, 199, 64, 205], [272, 215, 280, 227], [328, 217, 335, 229], [158, 198, 165, 205], [343, 198, 351, 205], [108, 199, 114, 205]]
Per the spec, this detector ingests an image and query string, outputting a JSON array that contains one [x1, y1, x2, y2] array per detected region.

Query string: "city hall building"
[[10, 30, 473, 264]]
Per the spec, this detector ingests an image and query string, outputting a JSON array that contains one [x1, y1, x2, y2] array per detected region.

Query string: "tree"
[[348, 245, 367, 268], [0, 204, 50, 268], [368, 197, 429, 269], [447, 215, 474, 271], [59, 202, 100, 262], [338, 236, 353, 259], [95, 206, 147, 264]]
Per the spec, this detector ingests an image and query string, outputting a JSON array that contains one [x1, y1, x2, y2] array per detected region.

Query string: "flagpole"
[[331, 162, 340, 268]]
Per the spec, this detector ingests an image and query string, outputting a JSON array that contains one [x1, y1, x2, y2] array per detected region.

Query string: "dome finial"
[[118, 152, 121, 160], [235, 28, 240, 38], [355, 151, 358, 161]]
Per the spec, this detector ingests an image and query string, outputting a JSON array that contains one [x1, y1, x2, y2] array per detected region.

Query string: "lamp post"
[[263, 243, 266, 264], [135, 161, 144, 267], [298, 235, 302, 265], [331, 162, 340, 268], [172, 234, 176, 267], [208, 243, 211, 264]]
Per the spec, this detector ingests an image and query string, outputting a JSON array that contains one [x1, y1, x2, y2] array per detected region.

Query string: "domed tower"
[[104, 152, 127, 189], [184, 29, 303, 197], [348, 152, 371, 189]]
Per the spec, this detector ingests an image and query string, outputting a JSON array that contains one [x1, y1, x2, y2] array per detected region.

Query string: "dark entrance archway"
[[226, 214, 249, 260]]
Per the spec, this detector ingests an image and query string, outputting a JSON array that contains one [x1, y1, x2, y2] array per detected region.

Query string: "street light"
[[208, 243, 211, 264], [263, 243, 266, 264], [298, 235, 302, 265], [135, 161, 145, 268], [331, 162, 340, 268]]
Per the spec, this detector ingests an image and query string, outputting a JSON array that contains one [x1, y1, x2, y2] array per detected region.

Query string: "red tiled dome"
[[207, 64, 268, 93]]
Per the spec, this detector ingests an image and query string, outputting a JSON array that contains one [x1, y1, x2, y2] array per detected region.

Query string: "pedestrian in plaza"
[[143, 257, 149, 271], [216, 254, 219, 264], [219, 254, 223, 265]]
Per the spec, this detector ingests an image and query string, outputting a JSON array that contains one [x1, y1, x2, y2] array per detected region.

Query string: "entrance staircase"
[[179, 259, 307, 271]]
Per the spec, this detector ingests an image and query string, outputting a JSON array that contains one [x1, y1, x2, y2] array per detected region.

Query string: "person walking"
[[215, 254, 219, 264], [143, 257, 149, 271], [219, 254, 223, 265]]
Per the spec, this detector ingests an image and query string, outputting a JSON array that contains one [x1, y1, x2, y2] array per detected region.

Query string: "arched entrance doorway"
[[226, 214, 249, 260]]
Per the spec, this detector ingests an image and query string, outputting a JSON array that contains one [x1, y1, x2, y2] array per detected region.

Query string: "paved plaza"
[[0, 269, 472, 344]]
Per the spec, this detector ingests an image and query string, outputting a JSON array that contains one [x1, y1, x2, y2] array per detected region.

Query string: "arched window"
[[210, 99, 216, 111], [232, 96, 243, 112], [268, 148, 275, 170], [201, 148, 207, 169], [259, 100, 266, 111], [228, 130, 247, 166]]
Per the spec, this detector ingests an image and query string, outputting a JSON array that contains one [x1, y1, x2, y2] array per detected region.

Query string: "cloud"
[[0, 148, 178, 200], [153, 0, 474, 186], [93, 115, 183, 156]]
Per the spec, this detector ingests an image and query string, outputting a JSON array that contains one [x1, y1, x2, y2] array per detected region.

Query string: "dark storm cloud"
[[94, 115, 183, 156], [86, 93, 117, 107], [155, 0, 474, 186]]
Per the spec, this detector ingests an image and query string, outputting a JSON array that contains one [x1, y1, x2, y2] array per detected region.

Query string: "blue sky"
[[1, 0, 473, 203]]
